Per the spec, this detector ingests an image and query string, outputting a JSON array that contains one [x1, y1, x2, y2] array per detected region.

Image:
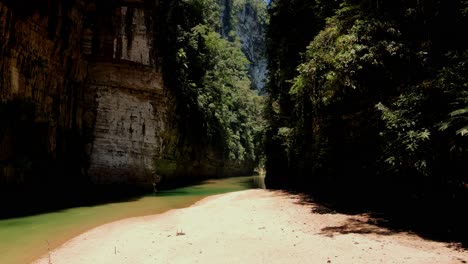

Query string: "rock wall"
[[156, 139, 255, 183], [235, 2, 267, 92], [83, 1, 167, 185], [219, 0, 268, 92], [86, 62, 166, 185], [0, 0, 167, 188], [0, 0, 88, 186], [0, 0, 255, 191]]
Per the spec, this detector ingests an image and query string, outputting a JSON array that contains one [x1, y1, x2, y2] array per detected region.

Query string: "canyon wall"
[[0, 0, 255, 191], [0, 0, 88, 187], [235, 1, 267, 92], [219, 0, 267, 92], [83, 1, 167, 185]]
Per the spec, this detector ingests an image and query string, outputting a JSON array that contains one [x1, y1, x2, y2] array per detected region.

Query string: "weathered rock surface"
[[0, 0, 255, 191], [83, 1, 166, 185], [86, 62, 166, 185], [235, 1, 268, 92], [220, 0, 268, 92], [0, 0, 88, 186]]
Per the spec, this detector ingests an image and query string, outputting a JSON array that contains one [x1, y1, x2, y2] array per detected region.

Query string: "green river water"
[[0, 176, 260, 264]]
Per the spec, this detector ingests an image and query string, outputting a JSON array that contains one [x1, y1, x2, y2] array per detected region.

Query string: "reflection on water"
[[0, 176, 262, 264], [252, 174, 266, 189]]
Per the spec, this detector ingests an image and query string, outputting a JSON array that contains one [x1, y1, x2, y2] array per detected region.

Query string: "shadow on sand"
[[280, 189, 468, 251]]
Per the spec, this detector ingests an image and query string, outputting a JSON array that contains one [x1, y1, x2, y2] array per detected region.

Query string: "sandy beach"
[[33, 189, 468, 264]]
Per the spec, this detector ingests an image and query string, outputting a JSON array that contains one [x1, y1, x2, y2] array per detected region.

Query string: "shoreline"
[[33, 189, 468, 264], [1, 176, 255, 264]]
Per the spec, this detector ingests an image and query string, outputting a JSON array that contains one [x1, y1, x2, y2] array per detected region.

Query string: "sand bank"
[[33, 189, 467, 264]]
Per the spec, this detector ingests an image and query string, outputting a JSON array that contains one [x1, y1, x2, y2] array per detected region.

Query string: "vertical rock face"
[[219, 0, 268, 92], [0, 0, 257, 190], [86, 63, 166, 185], [0, 0, 167, 187], [0, 0, 88, 186], [235, 2, 267, 92], [83, 1, 167, 185], [112, 5, 156, 66]]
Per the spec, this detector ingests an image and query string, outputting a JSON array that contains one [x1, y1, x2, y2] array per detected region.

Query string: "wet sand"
[[33, 189, 468, 264]]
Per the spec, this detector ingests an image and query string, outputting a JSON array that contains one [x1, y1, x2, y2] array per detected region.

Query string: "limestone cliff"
[[83, 1, 167, 185], [0, 0, 88, 187], [220, 0, 268, 92], [0, 0, 255, 191]]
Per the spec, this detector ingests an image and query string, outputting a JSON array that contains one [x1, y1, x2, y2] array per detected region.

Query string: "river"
[[0, 176, 263, 264]]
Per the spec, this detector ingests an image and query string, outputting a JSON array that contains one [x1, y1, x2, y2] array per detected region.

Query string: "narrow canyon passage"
[[1, 0, 270, 262], [1, 0, 467, 263]]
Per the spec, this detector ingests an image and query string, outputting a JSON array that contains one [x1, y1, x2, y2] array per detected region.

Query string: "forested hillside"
[[264, 0, 468, 240], [155, 0, 265, 177]]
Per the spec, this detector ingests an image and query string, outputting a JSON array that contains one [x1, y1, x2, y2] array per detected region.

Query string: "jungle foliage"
[[156, 0, 265, 166], [265, 0, 468, 237]]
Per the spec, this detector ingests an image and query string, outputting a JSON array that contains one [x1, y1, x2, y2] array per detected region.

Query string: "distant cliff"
[[219, 0, 268, 92]]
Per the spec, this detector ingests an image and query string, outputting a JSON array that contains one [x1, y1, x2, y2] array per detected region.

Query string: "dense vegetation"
[[156, 0, 265, 171], [265, 0, 468, 240]]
